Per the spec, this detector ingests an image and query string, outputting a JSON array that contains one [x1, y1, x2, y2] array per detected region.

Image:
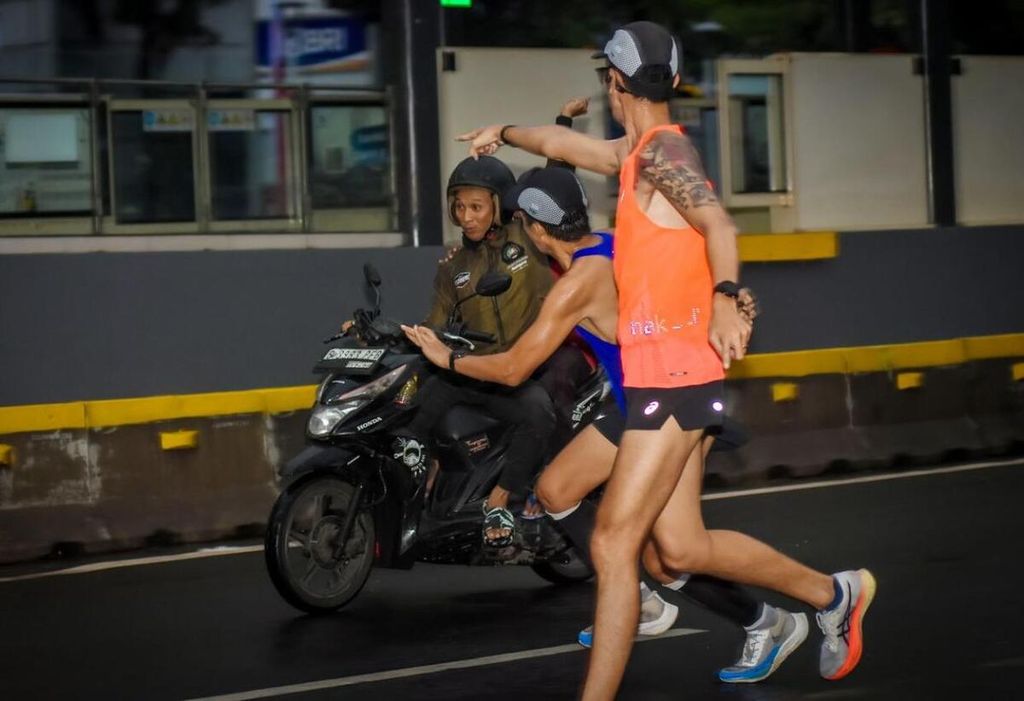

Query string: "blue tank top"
[[571, 232, 625, 412]]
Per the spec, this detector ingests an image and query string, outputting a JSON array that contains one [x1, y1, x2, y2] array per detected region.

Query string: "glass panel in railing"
[[209, 109, 293, 221], [110, 108, 196, 224], [0, 107, 93, 216]]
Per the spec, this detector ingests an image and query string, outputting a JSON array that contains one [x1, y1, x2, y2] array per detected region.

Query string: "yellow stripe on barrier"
[[964, 334, 1024, 360], [1, 333, 1021, 436], [0, 401, 88, 433], [728, 334, 1024, 380], [0, 386, 316, 435], [738, 232, 838, 262]]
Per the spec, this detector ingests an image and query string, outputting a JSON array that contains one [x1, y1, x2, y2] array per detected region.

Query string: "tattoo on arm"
[[638, 132, 718, 211]]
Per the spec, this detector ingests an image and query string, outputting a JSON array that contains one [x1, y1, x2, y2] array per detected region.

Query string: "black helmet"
[[447, 155, 515, 198]]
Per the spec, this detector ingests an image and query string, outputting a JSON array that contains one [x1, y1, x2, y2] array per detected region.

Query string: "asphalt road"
[[2, 458, 1023, 700]]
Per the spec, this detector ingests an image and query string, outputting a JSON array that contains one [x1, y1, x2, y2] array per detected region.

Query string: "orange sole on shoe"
[[825, 569, 877, 681]]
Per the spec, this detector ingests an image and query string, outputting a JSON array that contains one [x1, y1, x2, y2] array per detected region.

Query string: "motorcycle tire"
[[531, 548, 593, 585], [265, 475, 375, 614]]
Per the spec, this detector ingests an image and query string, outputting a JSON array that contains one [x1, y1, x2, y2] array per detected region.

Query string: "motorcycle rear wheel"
[[265, 476, 375, 614], [531, 547, 593, 585]]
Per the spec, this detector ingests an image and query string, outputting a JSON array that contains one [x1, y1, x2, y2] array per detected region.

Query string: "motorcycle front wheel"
[[265, 476, 375, 614]]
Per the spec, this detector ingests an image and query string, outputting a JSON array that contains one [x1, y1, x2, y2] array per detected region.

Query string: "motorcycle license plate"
[[314, 347, 387, 375]]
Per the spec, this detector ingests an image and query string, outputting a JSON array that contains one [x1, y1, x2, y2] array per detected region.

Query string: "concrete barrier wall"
[[2, 356, 1022, 563]]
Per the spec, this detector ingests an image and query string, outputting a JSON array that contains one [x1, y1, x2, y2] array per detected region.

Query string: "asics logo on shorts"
[[644, 401, 660, 416]]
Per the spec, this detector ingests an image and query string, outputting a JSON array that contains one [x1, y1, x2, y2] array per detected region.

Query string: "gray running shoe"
[[816, 569, 877, 680], [577, 590, 679, 648], [718, 606, 809, 683]]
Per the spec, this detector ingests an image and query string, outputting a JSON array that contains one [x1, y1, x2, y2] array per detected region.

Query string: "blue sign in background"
[[256, 16, 367, 69]]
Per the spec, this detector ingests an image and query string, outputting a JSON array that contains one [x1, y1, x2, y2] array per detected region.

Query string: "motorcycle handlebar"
[[461, 329, 495, 344]]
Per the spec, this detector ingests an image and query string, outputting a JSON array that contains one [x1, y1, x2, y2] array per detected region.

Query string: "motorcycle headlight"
[[307, 400, 365, 437]]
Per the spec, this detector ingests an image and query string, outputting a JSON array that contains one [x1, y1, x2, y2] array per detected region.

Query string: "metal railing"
[[0, 77, 397, 237]]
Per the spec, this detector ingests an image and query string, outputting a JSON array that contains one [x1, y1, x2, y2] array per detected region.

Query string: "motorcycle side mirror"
[[475, 271, 512, 298], [363, 263, 382, 288]]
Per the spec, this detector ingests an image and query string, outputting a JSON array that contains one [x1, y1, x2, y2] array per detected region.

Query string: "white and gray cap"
[[592, 21, 681, 100], [508, 167, 589, 227]]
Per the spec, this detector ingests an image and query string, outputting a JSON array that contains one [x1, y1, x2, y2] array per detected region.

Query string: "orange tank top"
[[614, 124, 725, 388]]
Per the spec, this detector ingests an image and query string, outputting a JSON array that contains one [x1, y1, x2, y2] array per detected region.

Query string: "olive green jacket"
[[424, 220, 553, 354]]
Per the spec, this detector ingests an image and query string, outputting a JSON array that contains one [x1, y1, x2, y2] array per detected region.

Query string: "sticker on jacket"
[[501, 242, 525, 264], [454, 271, 471, 288]]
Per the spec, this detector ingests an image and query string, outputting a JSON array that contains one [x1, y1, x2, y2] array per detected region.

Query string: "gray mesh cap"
[[592, 21, 681, 101], [510, 167, 589, 227]]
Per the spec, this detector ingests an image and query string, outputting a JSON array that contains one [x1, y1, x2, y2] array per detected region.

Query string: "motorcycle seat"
[[437, 405, 501, 441]]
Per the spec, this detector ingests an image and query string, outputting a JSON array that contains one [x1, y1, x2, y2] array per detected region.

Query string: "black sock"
[[679, 574, 761, 628], [547, 500, 596, 568]]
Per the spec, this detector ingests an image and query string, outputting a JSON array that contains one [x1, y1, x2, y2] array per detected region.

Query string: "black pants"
[[405, 372, 556, 495], [534, 344, 593, 453]]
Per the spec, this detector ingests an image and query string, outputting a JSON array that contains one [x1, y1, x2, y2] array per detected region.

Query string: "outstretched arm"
[[637, 130, 750, 368], [403, 275, 589, 386], [548, 97, 590, 170], [457, 124, 624, 176]]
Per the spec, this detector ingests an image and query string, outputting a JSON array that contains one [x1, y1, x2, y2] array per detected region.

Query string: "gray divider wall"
[[1, 226, 1024, 406]]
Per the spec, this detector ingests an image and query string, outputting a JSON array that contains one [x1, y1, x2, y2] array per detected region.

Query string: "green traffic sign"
[[440, 0, 472, 7]]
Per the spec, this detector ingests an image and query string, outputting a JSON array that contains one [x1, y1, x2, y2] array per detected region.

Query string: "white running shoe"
[[577, 590, 679, 648], [718, 606, 809, 683], [817, 569, 877, 680]]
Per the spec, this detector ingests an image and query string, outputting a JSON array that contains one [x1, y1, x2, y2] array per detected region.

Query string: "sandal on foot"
[[520, 492, 545, 521], [482, 506, 515, 547]]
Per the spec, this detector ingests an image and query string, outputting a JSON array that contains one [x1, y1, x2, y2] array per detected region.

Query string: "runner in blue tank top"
[[403, 167, 805, 684]]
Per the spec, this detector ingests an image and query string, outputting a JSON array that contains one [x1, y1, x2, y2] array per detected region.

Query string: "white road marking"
[[3, 456, 1021, 584], [702, 456, 1024, 501], [0, 545, 263, 583], [185, 628, 706, 701]]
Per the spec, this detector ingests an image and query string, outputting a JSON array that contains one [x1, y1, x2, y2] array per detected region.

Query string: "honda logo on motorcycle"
[[356, 416, 383, 431]]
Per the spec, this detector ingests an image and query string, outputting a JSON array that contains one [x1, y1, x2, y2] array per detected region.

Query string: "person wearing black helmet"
[[423, 155, 553, 347], [408, 154, 587, 547]]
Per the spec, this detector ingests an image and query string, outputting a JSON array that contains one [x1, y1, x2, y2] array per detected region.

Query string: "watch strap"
[[713, 280, 740, 299]]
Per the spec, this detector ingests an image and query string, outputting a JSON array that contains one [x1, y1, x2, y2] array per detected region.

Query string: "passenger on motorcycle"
[[405, 155, 589, 547]]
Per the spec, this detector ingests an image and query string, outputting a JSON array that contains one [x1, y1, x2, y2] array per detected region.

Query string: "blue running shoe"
[[718, 607, 808, 683]]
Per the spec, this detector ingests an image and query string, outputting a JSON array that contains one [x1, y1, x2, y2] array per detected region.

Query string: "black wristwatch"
[[713, 280, 741, 299], [449, 348, 468, 371], [499, 124, 516, 145]]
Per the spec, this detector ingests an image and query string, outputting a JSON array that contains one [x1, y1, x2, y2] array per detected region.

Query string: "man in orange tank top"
[[460, 21, 875, 700]]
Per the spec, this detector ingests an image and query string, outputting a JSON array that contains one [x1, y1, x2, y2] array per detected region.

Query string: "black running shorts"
[[591, 385, 745, 450], [623, 381, 726, 432], [592, 397, 627, 445]]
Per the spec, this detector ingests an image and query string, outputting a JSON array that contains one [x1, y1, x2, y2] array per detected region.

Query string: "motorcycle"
[[264, 264, 610, 614]]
